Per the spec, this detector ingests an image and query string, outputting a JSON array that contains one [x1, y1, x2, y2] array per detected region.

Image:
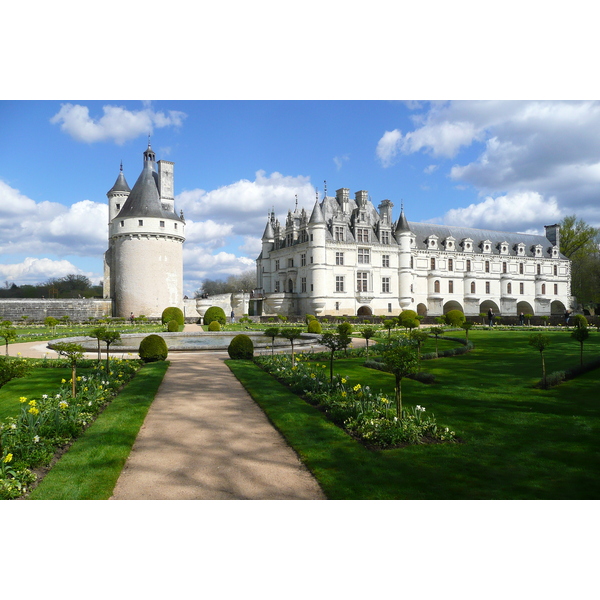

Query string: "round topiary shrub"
[[571, 314, 588, 329], [167, 319, 180, 332], [139, 334, 168, 362], [208, 321, 221, 331], [445, 309, 466, 327], [398, 310, 418, 328], [227, 334, 254, 359], [203, 306, 226, 326], [161, 307, 184, 330], [307, 319, 322, 334]]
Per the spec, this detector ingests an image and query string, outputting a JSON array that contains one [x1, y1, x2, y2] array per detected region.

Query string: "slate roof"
[[407, 222, 565, 258], [107, 170, 130, 194], [117, 161, 182, 222]]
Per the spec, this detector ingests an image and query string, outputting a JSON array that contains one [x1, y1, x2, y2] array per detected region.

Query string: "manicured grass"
[[228, 329, 600, 499], [27, 361, 169, 500], [0, 368, 75, 422]]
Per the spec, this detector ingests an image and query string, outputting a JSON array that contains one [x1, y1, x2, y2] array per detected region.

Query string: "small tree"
[[99, 330, 121, 373], [44, 316, 59, 335], [529, 333, 551, 388], [320, 332, 349, 383], [383, 319, 395, 338], [361, 327, 376, 357], [264, 327, 280, 356], [280, 328, 302, 366], [571, 326, 590, 366], [397, 310, 418, 331], [524, 313, 534, 326], [52, 342, 84, 398], [410, 329, 429, 363], [429, 326, 445, 358], [89, 326, 108, 363], [336, 322, 353, 355], [381, 338, 419, 417], [460, 321, 473, 343], [0, 323, 17, 356]]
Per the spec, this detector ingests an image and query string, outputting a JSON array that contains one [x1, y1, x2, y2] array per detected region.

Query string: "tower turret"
[[308, 200, 327, 315], [395, 205, 414, 310], [106, 143, 185, 318]]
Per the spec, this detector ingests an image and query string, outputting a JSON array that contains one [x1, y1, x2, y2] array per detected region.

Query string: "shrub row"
[[539, 354, 600, 388]]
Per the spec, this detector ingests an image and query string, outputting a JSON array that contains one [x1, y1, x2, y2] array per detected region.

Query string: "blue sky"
[[2, 99, 600, 296]]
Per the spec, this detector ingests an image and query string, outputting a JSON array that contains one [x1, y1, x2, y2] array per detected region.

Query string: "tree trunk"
[[541, 352, 546, 388], [395, 375, 402, 418], [71, 363, 76, 398]]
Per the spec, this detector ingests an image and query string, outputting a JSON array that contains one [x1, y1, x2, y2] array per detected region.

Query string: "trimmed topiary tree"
[[208, 321, 221, 331], [307, 319, 322, 334], [203, 306, 226, 327], [397, 310, 418, 330], [445, 309, 466, 327], [139, 334, 168, 362], [167, 319, 180, 332], [227, 334, 254, 359], [161, 307, 184, 331]]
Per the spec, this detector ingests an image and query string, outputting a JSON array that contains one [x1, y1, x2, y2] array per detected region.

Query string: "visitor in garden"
[[231, 310, 235, 323], [564, 310, 571, 325], [130, 312, 135, 324], [519, 312, 524, 326], [487, 308, 494, 327]]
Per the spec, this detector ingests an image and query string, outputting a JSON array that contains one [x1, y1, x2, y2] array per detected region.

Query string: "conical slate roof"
[[117, 160, 182, 221], [394, 208, 411, 235], [309, 200, 325, 224], [107, 170, 130, 194]]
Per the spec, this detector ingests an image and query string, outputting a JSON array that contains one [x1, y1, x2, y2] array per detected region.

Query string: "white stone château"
[[103, 143, 185, 318], [254, 188, 572, 318]]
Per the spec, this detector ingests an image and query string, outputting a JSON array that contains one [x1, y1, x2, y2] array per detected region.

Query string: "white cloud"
[[50, 103, 187, 145], [443, 191, 562, 232], [376, 129, 402, 167], [0, 257, 95, 285], [333, 154, 349, 170], [381, 100, 600, 221], [424, 164, 438, 174]]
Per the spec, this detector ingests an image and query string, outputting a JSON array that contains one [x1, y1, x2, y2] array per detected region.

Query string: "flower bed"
[[0, 357, 141, 499], [254, 354, 456, 449]]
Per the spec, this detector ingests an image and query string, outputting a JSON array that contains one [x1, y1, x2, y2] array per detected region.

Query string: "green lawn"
[[228, 329, 600, 499], [27, 361, 168, 500]]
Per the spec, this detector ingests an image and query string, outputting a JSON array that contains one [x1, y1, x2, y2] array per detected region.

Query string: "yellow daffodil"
[[3, 453, 13, 463], [19, 397, 27, 403], [28, 407, 39, 415]]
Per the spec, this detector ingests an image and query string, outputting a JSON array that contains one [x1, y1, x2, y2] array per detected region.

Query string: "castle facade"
[[255, 188, 572, 318], [103, 143, 185, 318]]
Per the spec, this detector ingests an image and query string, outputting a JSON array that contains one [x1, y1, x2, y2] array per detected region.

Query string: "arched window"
[[471, 281, 476, 294], [288, 280, 294, 293], [541, 283, 546, 295], [434, 280, 440, 293], [507, 283, 512, 294]]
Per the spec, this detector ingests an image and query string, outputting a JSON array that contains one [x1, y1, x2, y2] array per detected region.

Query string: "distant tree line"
[[194, 270, 256, 298], [0, 274, 103, 299]]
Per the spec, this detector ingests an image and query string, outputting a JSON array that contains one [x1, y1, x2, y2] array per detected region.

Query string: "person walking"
[[519, 312, 524, 326], [488, 308, 494, 327]]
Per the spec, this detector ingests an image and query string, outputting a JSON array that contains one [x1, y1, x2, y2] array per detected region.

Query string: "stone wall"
[[0, 299, 112, 322]]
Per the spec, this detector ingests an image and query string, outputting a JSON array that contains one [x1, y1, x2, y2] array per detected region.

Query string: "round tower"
[[394, 205, 414, 310], [307, 199, 327, 315], [107, 142, 185, 318]]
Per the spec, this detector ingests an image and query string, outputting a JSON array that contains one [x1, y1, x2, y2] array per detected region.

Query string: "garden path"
[[109, 350, 327, 500]]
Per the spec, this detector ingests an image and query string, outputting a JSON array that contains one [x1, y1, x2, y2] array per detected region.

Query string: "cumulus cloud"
[[376, 129, 402, 167], [333, 154, 349, 170], [50, 103, 187, 145], [177, 170, 316, 237], [379, 100, 600, 221], [443, 191, 562, 232], [0, 257, 95, 285], [0, 180, 108, 258]]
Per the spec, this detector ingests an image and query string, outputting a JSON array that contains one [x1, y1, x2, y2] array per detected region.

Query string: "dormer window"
[[462, 238, 474, 252], [427, 235, 439, 249], [533, 244, 543, 257], [515, 243, 525, 255], [481, 239, 492, 253], [500, 241, 509, 255], [444, 236, 456, 251]]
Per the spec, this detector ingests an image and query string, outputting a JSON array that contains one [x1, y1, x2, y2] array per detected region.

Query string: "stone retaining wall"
[[0, 299, 112, 322]]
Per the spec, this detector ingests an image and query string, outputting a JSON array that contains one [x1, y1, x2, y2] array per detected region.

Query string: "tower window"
[[448, 280, 454, 293], [336, 276, 345, 292], [520, 282, 524, 294], [448, 258, 453, 271], [471, 281, 476, 294], [336, 252, 344, 265], [116, 204, 120, 210], [431, 258, 436, 270], [382, 254, 390, 268], [466, 259, 471, 272], [120, 220, 124, 227], [486, 281, 490, 294], [160, 221, 165, 227], [382, 277, 390, 293], [138, 220, 143, 226], [485, 261, 490, 273], [434, 280, 440, 293]]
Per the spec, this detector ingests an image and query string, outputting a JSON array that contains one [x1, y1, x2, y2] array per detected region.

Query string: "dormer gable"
[[443, 236, 456, 251], [480, 239, 493, 253], [461, 237, 474, 252], [427, 234, 439, 250], [499, 241, 509, 255]]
